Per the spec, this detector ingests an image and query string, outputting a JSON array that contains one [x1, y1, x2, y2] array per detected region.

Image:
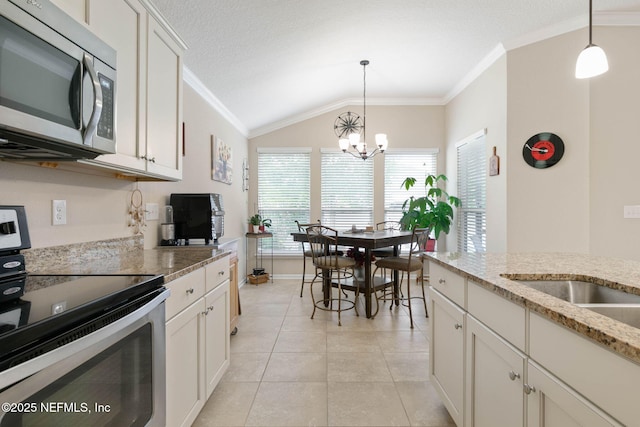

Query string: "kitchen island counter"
[[424, 252, 640, 364]]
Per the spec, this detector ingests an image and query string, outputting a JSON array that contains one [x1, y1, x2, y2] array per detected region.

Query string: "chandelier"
[[334, 60, 388, 160]]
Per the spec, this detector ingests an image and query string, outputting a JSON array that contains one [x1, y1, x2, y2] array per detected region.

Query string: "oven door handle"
[[0, 288, 170, 391]]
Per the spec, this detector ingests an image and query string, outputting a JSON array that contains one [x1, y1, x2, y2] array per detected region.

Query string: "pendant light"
[[575, 0, 608, 79], [334, 60, 388, 160]]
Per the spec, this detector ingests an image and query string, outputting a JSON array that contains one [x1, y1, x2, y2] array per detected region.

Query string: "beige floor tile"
[[327, 331, 381, 352], [395, 381, 456, 426], [328, 382, 410, 426], [192, 279, 455, 427], [384, 352, 430, 382], [237, 315, 284, 332], [281, 315, 328, 332], [262, 352, 327, 382], [376, 330, 430, 352], [327, 352, 392, 382], [192, 382, 259, 427], [221, 352, 270, 382], [230, 330, 278, 353], [273, 330, 327, 353], [245, 382, 328, 427]]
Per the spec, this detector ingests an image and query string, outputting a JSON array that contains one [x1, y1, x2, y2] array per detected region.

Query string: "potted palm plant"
[[399, 174, 461, 249]]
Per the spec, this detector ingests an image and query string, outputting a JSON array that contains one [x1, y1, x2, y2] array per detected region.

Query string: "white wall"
[[445, 55, 508, 252], [505, 30, 590, 253], [589, 26, 640, 260]]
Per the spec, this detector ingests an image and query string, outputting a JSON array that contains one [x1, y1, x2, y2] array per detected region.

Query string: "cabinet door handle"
[[438, 278, 446, 284], [208, 305, 214, 311], [202, 310, 209, 316], [508, 371, 520, 381], [524, 384, 536, 394], [454, 323, 463, 330], [186, 288, 194, 295], [218, 270, 225, 276]]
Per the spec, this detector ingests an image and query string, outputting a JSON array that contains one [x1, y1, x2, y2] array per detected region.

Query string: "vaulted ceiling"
[[149, 0, 640, 136]]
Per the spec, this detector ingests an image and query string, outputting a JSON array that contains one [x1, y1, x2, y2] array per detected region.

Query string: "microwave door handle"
[[82, 53, 103, 147]]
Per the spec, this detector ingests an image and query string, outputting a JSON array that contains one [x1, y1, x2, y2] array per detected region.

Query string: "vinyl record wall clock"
[[522, 132, 565, 169]]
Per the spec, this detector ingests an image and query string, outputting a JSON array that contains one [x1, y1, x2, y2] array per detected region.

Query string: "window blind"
[[383, 150, 438, 223], [258, 151, 310, 252], [321, 151, 373, 228], [457, 134, 487, 252]]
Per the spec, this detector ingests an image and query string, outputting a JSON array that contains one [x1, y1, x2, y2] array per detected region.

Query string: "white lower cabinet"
[[526, 361, 620, 427], [165, 256, 230, 427], [430, 288, 465, 427], [465, 316, 525, 427], [166, 297, 206, 427], [428, 261, 631, 427], [204, 281, 231, 398]]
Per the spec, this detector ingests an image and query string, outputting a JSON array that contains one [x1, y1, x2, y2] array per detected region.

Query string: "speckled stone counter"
[[23, 236, 230, 284], [424, 252, 640, 364]]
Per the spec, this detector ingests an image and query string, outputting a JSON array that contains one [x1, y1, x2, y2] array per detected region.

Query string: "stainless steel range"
[[0, 206, 168, 426]]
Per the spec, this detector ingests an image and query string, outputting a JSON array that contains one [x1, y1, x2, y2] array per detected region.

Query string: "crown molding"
[[182, 67, 249, 137], [248, 97, 442, 138]]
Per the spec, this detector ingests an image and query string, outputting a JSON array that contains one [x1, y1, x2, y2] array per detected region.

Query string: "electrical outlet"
[[145, 203, 159, 221], [52, 200, 67, 225]]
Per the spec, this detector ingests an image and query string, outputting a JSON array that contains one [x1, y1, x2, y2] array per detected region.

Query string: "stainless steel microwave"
[[0, 0, 117, 160]]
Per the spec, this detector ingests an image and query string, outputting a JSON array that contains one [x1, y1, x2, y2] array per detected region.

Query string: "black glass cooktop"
[[0, 274, 164, 372]]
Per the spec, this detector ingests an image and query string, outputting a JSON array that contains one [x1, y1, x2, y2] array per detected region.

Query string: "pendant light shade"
[[575, 0, 608, 79], [575, 44, 609, 78]]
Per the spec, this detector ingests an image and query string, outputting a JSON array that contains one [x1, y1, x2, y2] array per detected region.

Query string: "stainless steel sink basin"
[[512, 279, 640, 304], [577, 304, 640, 329], [502, 276, 640, 329]]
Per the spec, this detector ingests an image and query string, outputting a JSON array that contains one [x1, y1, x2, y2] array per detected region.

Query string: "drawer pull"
[[186, 288, 194, 295], [218, 271, 225, 276], [508, 371, 520, 381], [454, 323, 463, 330], [438, 278, 446, 284], [524, 384, 536, 394]]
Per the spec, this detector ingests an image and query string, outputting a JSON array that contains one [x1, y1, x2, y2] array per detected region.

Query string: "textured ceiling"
[[149, 0, 640, 136]]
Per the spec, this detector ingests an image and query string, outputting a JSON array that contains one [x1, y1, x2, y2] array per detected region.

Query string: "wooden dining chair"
[[295, 220, 321, 297], [306, 225, 359, 326], [371, 227, 429, 328]]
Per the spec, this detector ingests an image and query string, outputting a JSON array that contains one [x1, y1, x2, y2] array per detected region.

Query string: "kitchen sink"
[[510, 279, 640, 304], [502, 275, 640, 329], [577, 304, 640, 329]]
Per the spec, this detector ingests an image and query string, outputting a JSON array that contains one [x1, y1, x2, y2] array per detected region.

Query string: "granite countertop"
[[424, 252, 640, 364], [24, 236, 231, 283]]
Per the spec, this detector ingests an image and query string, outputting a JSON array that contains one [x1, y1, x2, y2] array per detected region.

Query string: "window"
[[383, 150, 438, 223], [321, 150, 373, 228], [457, 131, 487, 252], [257, 148, 311, 252]]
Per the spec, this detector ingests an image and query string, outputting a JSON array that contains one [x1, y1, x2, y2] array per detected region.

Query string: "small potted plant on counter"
[[399, 173, 460, 250]]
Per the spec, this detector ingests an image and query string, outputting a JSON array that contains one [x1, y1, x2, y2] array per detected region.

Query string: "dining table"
[[291, 228, 415, 318]]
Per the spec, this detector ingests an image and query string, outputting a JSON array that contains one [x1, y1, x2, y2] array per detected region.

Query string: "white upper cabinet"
[[84, 0, 186, 181]]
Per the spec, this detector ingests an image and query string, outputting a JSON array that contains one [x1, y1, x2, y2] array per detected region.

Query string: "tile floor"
[[192, 278, 455, 427]]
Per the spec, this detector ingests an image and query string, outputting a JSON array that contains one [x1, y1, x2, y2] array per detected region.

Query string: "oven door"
[[0, 289, 169, 427]]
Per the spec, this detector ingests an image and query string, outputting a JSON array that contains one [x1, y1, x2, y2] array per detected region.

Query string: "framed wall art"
[[211, 135, 232, 184]]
